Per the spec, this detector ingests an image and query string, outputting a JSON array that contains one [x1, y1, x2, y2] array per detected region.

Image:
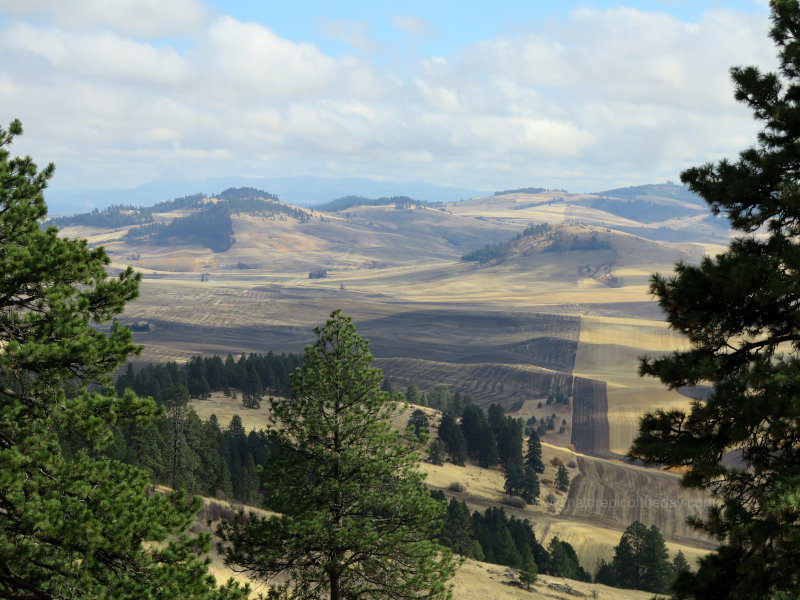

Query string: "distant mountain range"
[[44, 176, 707, 218], [44, 176, 492, 216]]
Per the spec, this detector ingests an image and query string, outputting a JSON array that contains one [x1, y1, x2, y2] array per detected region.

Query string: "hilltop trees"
[[218, 311, 456, 600], [630, 2, 800, 597], [0, 120, 245, 599]]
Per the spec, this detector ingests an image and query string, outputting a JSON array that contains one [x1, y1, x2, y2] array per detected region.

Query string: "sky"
[[0, 0, 777, 207]]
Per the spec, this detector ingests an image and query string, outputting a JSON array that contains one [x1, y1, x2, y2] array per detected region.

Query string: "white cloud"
[[0, 3, 779, 196], [0, 0, 209, 38], [318, 17, 381, 55], [392, 14, 436, 41]]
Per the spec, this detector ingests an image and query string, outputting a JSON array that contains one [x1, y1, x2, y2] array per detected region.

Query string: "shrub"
[[550, 456, 563, 467], [502, 495, 527, 509], [567, 461, 577, 469], [449, 481, 466, 493]]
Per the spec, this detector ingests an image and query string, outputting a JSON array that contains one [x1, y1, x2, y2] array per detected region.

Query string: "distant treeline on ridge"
[[314, 195, 440, 212], [461, 222, 551, 263], [493, 186, 567, 196], [48, 187, 310, 253]]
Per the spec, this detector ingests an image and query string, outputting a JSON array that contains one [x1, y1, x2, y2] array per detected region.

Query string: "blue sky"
[[0, 0, 776, 207]]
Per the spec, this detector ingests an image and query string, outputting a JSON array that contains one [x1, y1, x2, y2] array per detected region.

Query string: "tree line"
[[413, 393, 546, 506], [461, 222, 551, 263], [314, 194, 439, 212], [435, 496, 590, 582], [115, 351, 304, 406]]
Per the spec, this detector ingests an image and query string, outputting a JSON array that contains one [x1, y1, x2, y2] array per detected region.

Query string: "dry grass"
[[73, 193, 726, 596]]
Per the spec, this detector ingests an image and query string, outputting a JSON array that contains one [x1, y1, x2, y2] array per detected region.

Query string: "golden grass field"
[[62, 190, 726, 597]]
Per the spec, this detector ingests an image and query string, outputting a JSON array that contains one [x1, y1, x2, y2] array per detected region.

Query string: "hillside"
[[58, 184, 723, 593], [190, 393, 712, 597]]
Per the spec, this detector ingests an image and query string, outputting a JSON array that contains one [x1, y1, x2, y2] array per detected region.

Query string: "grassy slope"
[[192, 395, 711, 582], [77, 190, 724, 597]]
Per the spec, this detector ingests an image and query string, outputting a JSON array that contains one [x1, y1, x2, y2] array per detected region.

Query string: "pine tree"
[[629, 3, 800, 598], [518, 549, 538, 590], [165, 383, 191, 490], [525, 431, 545, 474], [460, 404, 498, 467], [437, 411, 467, 465], [217, 311, 457, 600], [406, 383, 422, 406], [428, 439, 447, 465], [407, 408, 430, 437], [609, 521, 672, 594], [0, 120, 246, 599], [555, 464, 570, 492], [439, 498, 484, 560]]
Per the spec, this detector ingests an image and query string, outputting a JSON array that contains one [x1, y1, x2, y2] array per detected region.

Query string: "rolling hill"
[[51, 183, 724, 590]]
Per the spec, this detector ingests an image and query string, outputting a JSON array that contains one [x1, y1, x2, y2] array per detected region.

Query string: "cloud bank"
[[0, 0, 776, 199]]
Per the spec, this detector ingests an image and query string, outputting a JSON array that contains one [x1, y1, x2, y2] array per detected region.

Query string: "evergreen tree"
[[555, 464, 570, 492], [428, 384, 451, 412], [610, 521, 672, 594], [407, 408, 430, 437], [518, 549, 538, 590], [546, 537, 574, 579], [472, 507, 522, 567], [496, 415, 524, 471], [217, 311, 456, 600], [460, 404, 498, 467], [594, 560, 617, 587], [165, 383, 191, 490], [525, 431, 545, 474], [629, 3, 800, 597], [234, 453, 260, 505], [406, 384, 423, 406], [673, 550, 691, 577], [428, 439, 447, 465], [439, 499, 484, 560], [0, 120, 246, 600], [504, 462, 540, 504], [241, 367, 263, 409], [437, 412, 467, 466]]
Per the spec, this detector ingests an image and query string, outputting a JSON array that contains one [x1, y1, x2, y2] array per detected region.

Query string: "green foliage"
[[461, 223, 551, 263], [116, 351, 303, 402], [437, 412, 468, 466], [471, 507, 549, 571], [439, 499, 484, 560], [408, 408, 430, 437], [609, 521, 673, 594], [504, 463, 540, 504], [460, 404, 498, 467], [518, 550, 538, 590], [525, 432, 545, 474], [545, 537, 591, 581], [0, 120, 246, 600], [555, 464, 570, 492], [217, 311, 456, 600], [428, 439, 447, 465], [630, 3, 800, 598], [406, 383, 423, 406]]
